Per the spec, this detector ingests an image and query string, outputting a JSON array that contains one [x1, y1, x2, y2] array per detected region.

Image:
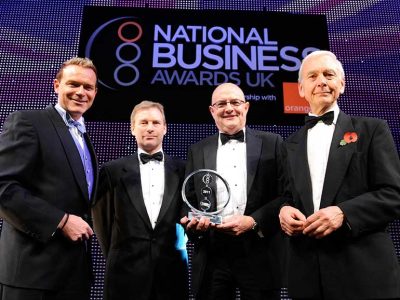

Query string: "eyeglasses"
[[211, 99, 246, 109]]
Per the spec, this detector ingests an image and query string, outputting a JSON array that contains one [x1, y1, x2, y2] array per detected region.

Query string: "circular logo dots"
[[114, 43, 141, 86], [118, 21, 143, 43], [85, 17, 143, 89]]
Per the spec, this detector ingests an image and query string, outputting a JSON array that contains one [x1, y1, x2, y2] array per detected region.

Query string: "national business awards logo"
[[84, 17, 143, 90]]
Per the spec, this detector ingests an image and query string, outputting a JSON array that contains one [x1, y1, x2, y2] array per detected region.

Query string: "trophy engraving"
[[182, 169, 230, 224]]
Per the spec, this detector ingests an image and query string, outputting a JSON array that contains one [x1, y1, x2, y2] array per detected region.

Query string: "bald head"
[[209, 82, 249, 135], [211, 83, 245, 105]]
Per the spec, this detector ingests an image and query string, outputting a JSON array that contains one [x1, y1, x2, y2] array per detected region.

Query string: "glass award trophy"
[[181, 169, 231, 224]]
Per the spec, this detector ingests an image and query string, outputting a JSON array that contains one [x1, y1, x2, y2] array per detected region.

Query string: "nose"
[[76, 85, 85, 95], [316, 74, 327, 86], [146, 123, 155, 131], [224, 102, 234, 110]]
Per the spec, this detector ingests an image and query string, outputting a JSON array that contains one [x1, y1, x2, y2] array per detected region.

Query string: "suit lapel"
[[121, 155, 153, 229], [320, 112, 356, 208], [45, 105, 89, 202], [201, 135, 221, 212], [203, 134, 218, 170], [156, 155, 179, 225], [286, 127, 314, 216], [245, 128, 261, 195], [203, 130, 263, 200]]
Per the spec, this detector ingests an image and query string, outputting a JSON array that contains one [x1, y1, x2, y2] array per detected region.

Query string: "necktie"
[[220, 130, 244, 145], [304, 111, 334, 129], [67, 117, 93, 199], [140, 151, 163, 164], [68, 119, 86, 135]]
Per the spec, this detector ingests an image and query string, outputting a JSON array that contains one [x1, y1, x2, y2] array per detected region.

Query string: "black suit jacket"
[[0, 105, 98, 290], [92, 153, 188, 300], [282, 111, 400, 300], [185, 127, 286, 293]]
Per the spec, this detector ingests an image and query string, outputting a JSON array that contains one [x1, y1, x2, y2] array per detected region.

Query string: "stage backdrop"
[[1, 1, 399, 300], [78, 7, 329, 125]]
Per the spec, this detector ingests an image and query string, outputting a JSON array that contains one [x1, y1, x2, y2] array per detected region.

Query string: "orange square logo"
[[282, 82, 310, 114]]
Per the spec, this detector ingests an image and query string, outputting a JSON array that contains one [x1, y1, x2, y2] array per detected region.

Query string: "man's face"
[[131, 107, 166, 154], [209, 83, 249, 135], [54, 65, 97, 120], [298, 54, 345, 115]]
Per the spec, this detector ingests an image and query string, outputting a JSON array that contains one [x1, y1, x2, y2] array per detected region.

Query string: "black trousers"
[[196, 234, 281, 300], [0, 283, 90, 300]]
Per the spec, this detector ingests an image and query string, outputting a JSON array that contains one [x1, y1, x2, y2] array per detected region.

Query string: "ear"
[[244, 101, 250, 112], [339, 79, 345, 94], [163, 124, 167, 135], [53, 79, 60, 94], [298, 82, 305, 98], [209, 105, 219, 123]]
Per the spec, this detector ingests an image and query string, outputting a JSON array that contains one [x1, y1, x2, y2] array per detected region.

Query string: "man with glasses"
[[181, 82, 285, 300]]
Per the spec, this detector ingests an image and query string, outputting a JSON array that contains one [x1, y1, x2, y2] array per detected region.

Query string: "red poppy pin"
[[340, 132, 358, 146]]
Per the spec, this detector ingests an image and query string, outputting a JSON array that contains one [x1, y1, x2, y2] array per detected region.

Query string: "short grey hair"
[[298, 50, 345, 83]]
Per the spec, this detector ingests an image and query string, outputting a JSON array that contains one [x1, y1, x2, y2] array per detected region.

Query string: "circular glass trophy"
[[181, 169, 231, 224]]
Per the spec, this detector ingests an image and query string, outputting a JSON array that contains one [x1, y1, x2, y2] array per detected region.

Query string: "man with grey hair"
[[279, 50, 400, 299]]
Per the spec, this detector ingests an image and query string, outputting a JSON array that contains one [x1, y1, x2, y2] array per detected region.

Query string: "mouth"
[[223, 114, 238, 119], [313, 90, 332, 96], [71, 98, 87, 104]]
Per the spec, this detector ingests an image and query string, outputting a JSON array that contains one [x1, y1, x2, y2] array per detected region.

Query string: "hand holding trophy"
[[181, 169, 231, 224]]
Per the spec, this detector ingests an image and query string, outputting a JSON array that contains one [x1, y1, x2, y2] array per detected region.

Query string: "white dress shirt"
[[55, 103, 85, 148], [216, 129, 247, 218], [138, 148, 165, 228], [307, 103, 339, 212]]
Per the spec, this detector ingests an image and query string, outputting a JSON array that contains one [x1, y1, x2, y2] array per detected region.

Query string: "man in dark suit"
[[0, 57, 98, 300], [279, 50, 400, 300], [92, 100, 188, 300], [181, 83, 285, 300]]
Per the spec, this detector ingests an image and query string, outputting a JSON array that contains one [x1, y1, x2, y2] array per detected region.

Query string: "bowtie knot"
[[68, 119, 86, 135], [220, 130, 244, 145], [140, 151, 163, 164], [304, 111, 334, 129]]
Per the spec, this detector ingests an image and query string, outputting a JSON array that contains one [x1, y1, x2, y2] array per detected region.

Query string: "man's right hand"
[[279, 206, 306, 236], [59, 214, 94, 242], [180, 215, 214, 233]]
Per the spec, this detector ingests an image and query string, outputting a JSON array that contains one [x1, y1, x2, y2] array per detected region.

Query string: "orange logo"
[[282, 82, 310, 114]]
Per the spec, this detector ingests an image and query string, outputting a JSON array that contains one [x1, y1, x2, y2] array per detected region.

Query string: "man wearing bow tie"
[[92, 100, 188, 300], [279, 50, 400, 300], [0, 57, 98, 300], [181, 83, 286, 300]]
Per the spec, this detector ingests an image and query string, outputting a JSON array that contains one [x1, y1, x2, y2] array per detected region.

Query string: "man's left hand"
[[215, 215, 254, 236], [303, 206, 344, 239]]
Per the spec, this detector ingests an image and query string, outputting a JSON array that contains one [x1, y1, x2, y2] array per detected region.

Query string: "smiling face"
[[131, 107, 166, 154], [54, 65, 97, 120], [209, 83, 249, 135], [298, 52, 345, 115]]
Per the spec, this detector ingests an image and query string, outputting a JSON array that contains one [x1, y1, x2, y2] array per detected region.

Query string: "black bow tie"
[[220, 130, 244, 145], [140, 152, 163, 164], [304, 111, 334, 129]]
